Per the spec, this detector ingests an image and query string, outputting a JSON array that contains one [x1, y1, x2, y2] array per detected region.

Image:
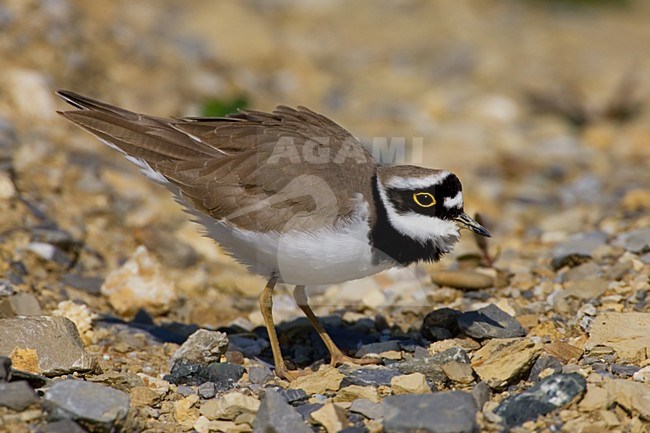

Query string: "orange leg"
[[293, 285, 379, 367]]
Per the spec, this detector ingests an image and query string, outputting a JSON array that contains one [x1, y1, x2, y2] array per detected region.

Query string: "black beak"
[[455, 212, 491, 237]]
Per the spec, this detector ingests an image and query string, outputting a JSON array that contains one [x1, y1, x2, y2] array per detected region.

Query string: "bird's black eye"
[[413, 192, 436, 208]]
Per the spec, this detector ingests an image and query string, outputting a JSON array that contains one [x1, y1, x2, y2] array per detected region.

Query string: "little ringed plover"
[[57, 90, 490, 379]]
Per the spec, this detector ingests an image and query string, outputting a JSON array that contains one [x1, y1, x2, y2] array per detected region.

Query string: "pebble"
[[170, 329, 229, 366], [441, 360, 475, 384], [289, 366, 344, 395], [632, 365, 650, 383], [471, 338, 542, 390], [494, 373, 586, 429], [457, 304, 525, 339], [100, 245, 177, 317], [551, 231, 608, 270], [350, 398, 383, 420], [197, 382, 217, 399], [279, 388, 309, 404], [396, 347, 469, 383], [310, 402, 350, 433], [165, 361, 245, 389], [610, 364, 639, 378], [0, 316, 96, 376], [0, 293, 42, 318], [248, 365, 274, 385], [341, 366, 402, 387], [44, 380, 130, 432], [253, 389, 311, 433], [543, 341, 583, 364], [0, 381, 39, 410], [199, 391, 259, 420], [383, 391, 478, 433], [420, 307, 461, 341], [129, 386, 161, 407], [391, 372, 432, 395]]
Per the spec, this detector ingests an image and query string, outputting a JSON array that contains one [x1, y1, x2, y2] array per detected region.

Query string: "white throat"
[[375, 178, 460, 252]]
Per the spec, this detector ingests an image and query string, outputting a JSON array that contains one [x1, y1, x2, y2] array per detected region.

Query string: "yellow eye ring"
[[413, 192, 436, 208]]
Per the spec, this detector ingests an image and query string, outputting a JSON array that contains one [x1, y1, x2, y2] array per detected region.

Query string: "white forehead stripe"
[[385, 171, 450, 190], [444, 191, 463, 209]]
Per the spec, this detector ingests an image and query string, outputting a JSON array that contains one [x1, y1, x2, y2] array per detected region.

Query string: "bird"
[[56, 90, 490, 380]]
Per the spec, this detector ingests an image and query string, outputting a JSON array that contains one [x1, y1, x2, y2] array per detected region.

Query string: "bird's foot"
[[274, 364, 309, 381]]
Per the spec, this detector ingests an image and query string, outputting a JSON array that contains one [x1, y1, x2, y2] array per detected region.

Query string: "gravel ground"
[[0, 1, 649, 432]]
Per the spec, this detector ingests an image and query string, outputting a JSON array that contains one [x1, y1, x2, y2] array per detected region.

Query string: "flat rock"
[[544, 341, 583, 363], [0, 381, 39, 410], [199, 391, 259, 421], [0, 293, 42, 318], [430, 271, 494, 290], [551, 231, 608, 270], [471, 338, 542, 390], [350, 398, 383, 420], [0, 316, 95, 376], [495, 373, 586, 429], [248, 365, 274, 385], [44, 380, 130, 432], [100, 245, 177, 317], [38, 419, 90, 433], [253, 389, 311, 433], [279, 388, 309, 404], [614, 227, 650, 254], [289, 366, 344, 395], [170, 329, 229, 367], [396, 347, 469, 383], [585, 312, 650, 362], [310, 402, 349, 433], [421, 308, 461, 341], [334, 384, 380, 402], [341, 366, 402, 387], [529, 355, 563, 382], [457, 304, 525, 339], [606, 379, 650, 419], [391, 372, 433, 394], [383, 391, 478, 433]]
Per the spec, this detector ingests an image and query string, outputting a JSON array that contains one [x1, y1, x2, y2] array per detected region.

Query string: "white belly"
[[195, 213, 395, 285]]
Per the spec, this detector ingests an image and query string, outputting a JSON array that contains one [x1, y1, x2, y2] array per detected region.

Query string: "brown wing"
[[57, 91, 377, 232]]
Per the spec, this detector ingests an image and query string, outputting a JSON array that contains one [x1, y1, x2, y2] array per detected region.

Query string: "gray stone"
[[0, 316, 96, 376], [396, 347, 469, 383], [165, 361, 244, 389], [611, 364, 640, 378], [529, 356, 563, 382], [0, 279, 15, 297], [495, 373, 586, 429], [551, 231, 607, 270], [421, 308, 461, 341], [457, 304, 525, 339], [341, 366, 402, 387], [383, 391, 478, 433], [615, 227, 650, 254], [44, 380, 129, 431], [249, 365, 274, 385], [170, 329, 228, 367], [0, 355, 10, 381], [279, 388, 308, 404], [471, 381, 490, 410], [0, 293, 42, 318], [38, 419, 90, 433], [197, 382, 217, 399], [253, 389, 311, 433], [355, 340, 401, 357], [350, 398, 383, 420], [0, 381, 39, 410], [229, 335, 265, 357]]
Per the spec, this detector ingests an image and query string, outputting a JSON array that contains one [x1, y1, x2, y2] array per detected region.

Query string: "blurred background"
[[0, 0, 648, 325]]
